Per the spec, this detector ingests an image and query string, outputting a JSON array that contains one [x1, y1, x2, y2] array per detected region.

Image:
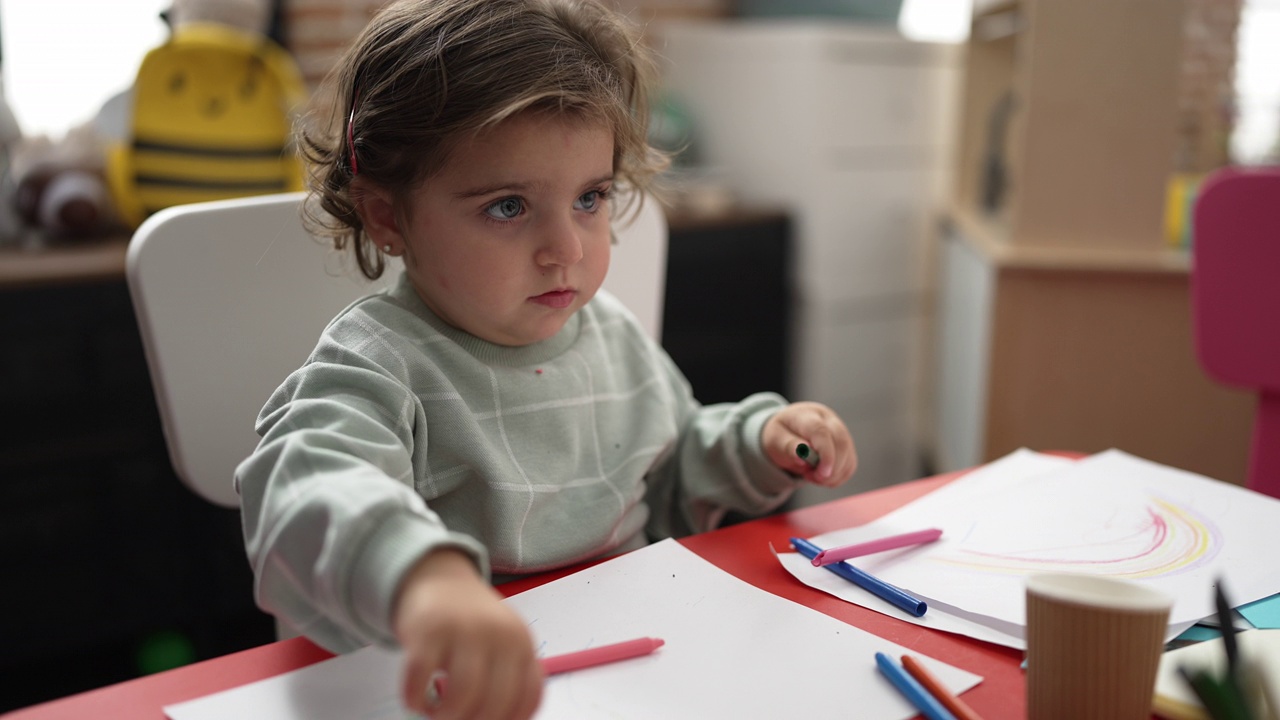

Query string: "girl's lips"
[[530, 289, 576, 309]]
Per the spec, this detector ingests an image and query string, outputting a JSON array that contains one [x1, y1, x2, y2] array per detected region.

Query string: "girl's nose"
[[535, 215, 584, 267]]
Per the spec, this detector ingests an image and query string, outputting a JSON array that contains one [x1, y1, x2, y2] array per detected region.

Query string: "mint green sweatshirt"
[[235, 273, 797, 652]]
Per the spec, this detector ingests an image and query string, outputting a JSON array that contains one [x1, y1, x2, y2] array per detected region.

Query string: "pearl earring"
[[383, 244, 392, 253]]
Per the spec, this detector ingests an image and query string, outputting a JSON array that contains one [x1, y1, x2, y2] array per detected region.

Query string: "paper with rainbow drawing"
[[778, 449, 1280, 649]]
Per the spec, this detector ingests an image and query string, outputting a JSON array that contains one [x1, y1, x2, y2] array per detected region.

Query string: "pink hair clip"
[[346, 89, 360, 176]]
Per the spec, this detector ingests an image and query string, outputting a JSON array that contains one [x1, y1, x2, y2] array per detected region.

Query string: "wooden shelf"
[[971, 2, 1023, 42], [948, 203, 1190, 274], [953, 0, 1188, 255], [0, 236, 130, 289]]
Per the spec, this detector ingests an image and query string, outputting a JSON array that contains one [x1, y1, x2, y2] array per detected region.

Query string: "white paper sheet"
[[166, 539, 982, 720], [775, 549, 1027, 648], [779, 449, 1071, 649], [780, 449, 1280, 649]]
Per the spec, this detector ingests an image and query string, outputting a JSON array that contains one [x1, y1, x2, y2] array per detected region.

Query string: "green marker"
[[796, 442, 820, 468]]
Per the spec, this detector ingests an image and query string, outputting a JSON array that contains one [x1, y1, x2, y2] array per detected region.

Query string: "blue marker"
[[875, 652, 959, 720], [790, 536, 927, 617]]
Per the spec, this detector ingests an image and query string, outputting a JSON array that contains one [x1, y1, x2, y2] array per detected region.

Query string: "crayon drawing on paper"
[[933, 495, 1221, 580]]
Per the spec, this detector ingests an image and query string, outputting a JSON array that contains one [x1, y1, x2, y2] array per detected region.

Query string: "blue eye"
[[485, 197, 523, 221], [575, 190, 605, 212]]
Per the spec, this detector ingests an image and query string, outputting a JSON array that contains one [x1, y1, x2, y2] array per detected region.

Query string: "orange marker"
[[901, 654, 986, 720]]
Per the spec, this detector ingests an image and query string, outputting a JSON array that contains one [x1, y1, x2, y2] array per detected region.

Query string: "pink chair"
[[1191, 166, 1280, 497]]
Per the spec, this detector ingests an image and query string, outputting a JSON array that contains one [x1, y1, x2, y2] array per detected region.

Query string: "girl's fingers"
[[812, 430, 856, 487], [798, 427, 837, 483], [405, 648, 541, 720], [434, 647, 488, 720], [401, 653, 441, 716], [471, 651, 542, 720], [774, 404, 856, 487], [513, 661, 544, 719]]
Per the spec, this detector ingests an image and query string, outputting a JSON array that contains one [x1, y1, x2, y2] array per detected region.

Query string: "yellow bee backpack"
[[107, 22, 307, 227]]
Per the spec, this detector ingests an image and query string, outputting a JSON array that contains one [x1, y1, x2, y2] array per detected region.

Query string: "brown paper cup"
[[1026, 573, 1173, 720]]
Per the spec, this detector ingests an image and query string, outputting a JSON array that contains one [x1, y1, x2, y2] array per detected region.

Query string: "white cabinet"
[[656, 21, 961, 500]]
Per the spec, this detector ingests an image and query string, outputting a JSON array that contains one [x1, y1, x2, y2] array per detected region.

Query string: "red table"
[[3, 468, 1028, 719]]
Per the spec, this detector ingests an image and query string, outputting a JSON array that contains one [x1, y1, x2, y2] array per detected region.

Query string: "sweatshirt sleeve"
[[235, 351, 487, 654], [643, 349, 799, 540]]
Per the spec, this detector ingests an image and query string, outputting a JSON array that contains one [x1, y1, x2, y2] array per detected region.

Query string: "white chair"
[[127, 191, 668, 508]]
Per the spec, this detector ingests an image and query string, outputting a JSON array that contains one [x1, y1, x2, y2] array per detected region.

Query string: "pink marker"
[[541, 637, 665, 676], [810, 528, 943, 567]]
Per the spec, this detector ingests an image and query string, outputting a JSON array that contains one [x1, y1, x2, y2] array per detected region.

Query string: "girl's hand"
[[393, 549, 542, 720], [762, 401, 857, 488]]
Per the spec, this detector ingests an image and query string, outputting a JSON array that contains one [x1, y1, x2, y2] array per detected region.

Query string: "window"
[[1234, 0, 1280, 163], [0, 1, 170, 139]]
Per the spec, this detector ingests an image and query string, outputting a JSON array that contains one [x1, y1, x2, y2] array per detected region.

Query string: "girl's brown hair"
[[300, 0, 668, 279]]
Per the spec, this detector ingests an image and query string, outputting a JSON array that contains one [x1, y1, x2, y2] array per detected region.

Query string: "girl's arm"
[[641, 348, 856, 540], [641, 348, 800, 539], [236, 355, 488, 653]]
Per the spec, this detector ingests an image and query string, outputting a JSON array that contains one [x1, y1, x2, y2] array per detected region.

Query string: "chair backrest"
[[127, 191, 668, 507], [1191, 166, 1280, 497]]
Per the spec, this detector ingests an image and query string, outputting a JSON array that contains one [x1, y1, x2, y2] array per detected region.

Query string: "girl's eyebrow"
[[453, 181, 537, 200], [452, 175, 614, 200]]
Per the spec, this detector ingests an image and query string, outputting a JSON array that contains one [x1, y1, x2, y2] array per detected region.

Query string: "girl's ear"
[[350, 179, 401, 250]]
